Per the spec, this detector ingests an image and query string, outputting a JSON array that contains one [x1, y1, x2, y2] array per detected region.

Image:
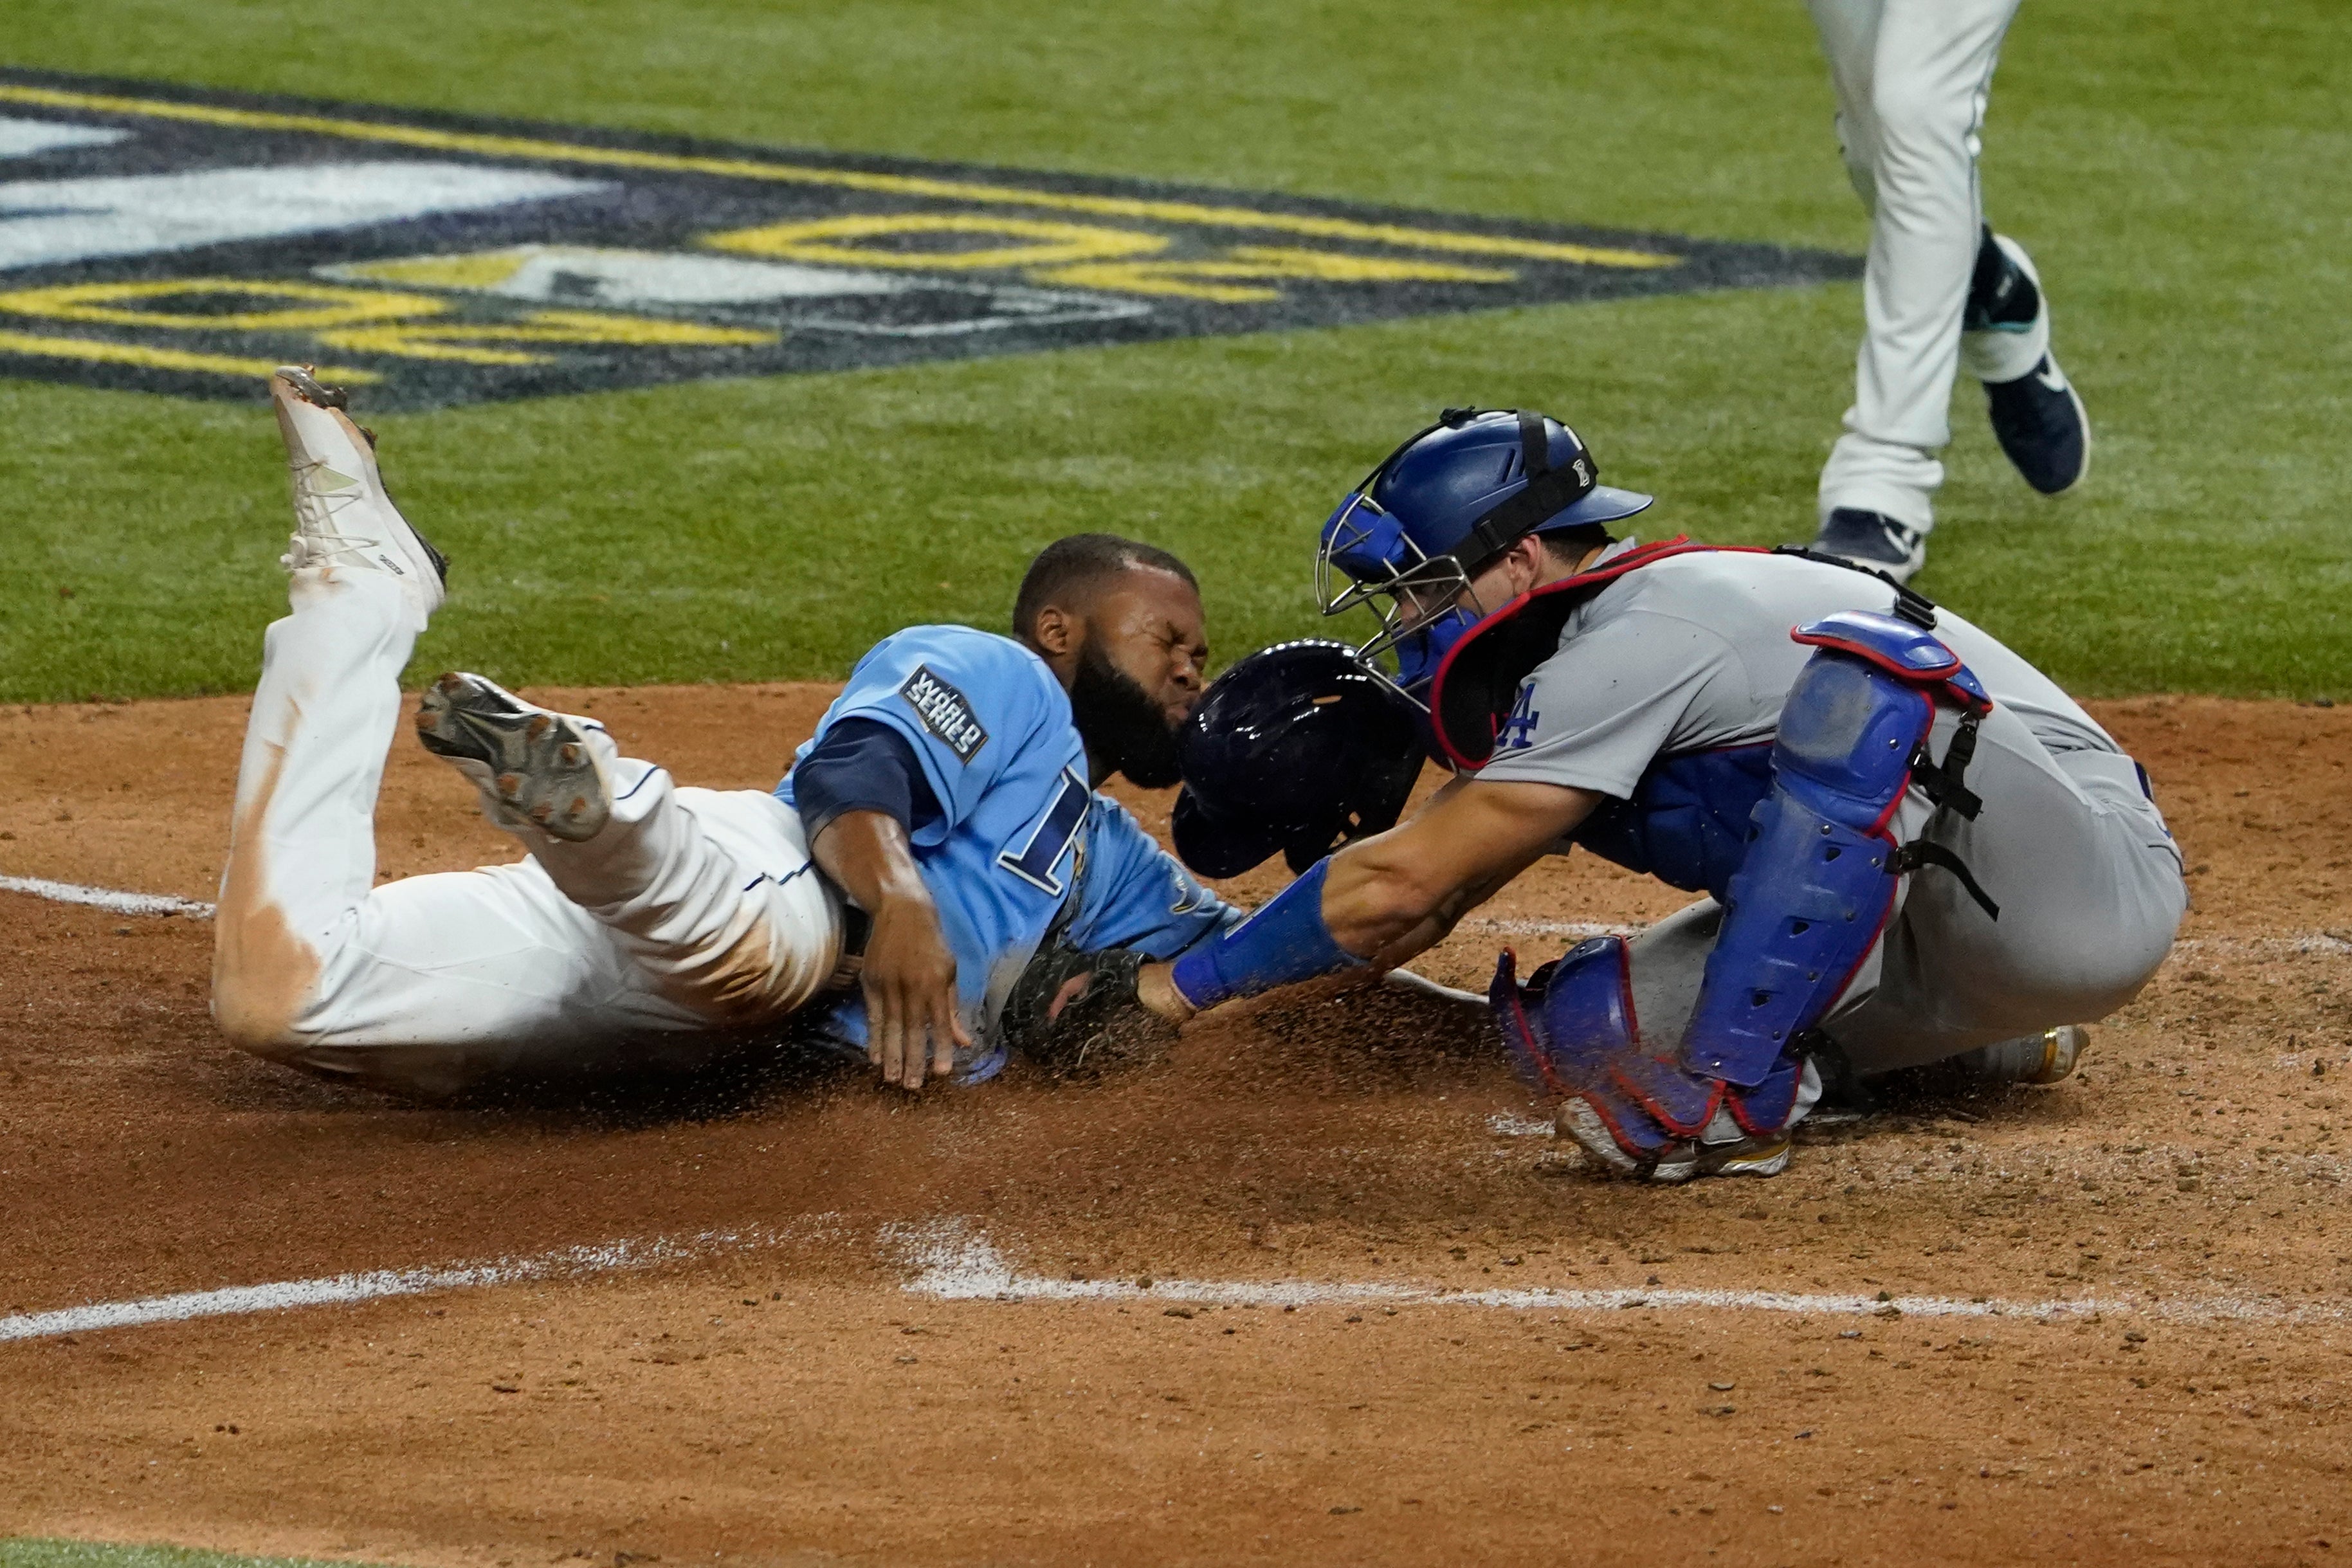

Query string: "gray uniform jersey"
[[1472, 540, 2184, 1073], [1475, 540, 2116, 796]]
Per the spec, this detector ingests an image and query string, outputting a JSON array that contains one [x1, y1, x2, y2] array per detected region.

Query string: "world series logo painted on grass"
[[0, 69, 1859, 410]]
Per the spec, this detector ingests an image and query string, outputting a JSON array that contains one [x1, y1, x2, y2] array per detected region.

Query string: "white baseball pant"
[[1807, 0, 2048, 532], [211, 567, 845, 1097]]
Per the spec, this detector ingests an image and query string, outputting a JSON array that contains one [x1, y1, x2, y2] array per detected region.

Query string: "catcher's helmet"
[[1316, 408, 1654, 691], [1172, 640, 1425, 879]]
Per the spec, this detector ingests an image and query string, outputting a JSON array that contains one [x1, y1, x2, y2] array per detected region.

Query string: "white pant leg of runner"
[[1806, 0, 2029, 533], [212, 569, 843, 1095]]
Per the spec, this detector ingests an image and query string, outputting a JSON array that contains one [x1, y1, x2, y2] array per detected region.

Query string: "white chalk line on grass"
[[5, 1218, 2348, 1345], [0, 873, 214, 918]]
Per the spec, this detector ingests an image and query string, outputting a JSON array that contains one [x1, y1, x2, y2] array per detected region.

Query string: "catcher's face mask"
[[1313, 408, 1609, 688]]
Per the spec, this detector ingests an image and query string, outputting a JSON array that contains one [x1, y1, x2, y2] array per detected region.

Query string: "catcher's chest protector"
[[1572, 742, 1776, 901], [1681, 610, 1994, 1089]]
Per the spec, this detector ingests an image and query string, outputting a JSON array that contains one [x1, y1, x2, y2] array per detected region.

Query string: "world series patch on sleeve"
[[0, 69, 1857, 410]]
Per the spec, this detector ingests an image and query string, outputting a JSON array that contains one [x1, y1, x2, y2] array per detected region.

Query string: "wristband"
[[1169, 858, 1362, 1011]]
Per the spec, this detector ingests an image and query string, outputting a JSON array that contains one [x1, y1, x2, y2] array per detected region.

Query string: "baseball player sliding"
[[1142, 410, 2183, 1181], [212, 369, 1239, 1097], [1801, 0, 2090, 581]]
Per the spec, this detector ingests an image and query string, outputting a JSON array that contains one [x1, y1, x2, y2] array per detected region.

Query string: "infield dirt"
[[3, 689, 2349, 1566]]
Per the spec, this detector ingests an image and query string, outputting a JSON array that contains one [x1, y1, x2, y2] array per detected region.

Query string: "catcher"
[[1128, 408, 2185, 1181], [213, 367, 1237, 1096]]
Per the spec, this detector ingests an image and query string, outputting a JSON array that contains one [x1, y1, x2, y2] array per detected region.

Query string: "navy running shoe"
[[1986, 353, 2091, 495], [1968, 232, 2091, 495], [1810, 507, 1928, 583]]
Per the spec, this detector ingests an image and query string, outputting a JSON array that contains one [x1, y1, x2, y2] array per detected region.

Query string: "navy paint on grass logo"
[[0, 69, 1860, 410], [898, 666, 989, 763]]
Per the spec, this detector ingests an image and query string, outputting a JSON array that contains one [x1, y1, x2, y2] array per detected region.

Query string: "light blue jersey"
[[777, 624, 1238, 1076]]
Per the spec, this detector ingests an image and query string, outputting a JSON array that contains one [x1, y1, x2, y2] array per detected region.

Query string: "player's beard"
[[1070, 641, 1185, 789]]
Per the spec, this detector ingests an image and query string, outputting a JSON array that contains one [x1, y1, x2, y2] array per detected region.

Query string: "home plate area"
[[1, 688, 2349, 1563]]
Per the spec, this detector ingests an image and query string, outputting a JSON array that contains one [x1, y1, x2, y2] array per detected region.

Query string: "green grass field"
[[0, 1545, 386, 1568], [2, 0, 2344, 704]]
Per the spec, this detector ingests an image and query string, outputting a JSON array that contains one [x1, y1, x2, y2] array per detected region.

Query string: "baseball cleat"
[[1556, 1100, 1793, 1183], [415, 672, 611, 842], [271, 366, 448, 620], [1985, 353, 2091, 496], [1962, 1024, 2090, 1086], [1967, 234, 2090, 495], [1810, 507, 1928, 584], [1695, 1131, 1794, 1178]]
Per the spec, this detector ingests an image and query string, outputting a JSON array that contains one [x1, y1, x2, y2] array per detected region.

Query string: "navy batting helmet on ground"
[[1315, 407, 1654, 692], [1172, 641, 1426, 879]]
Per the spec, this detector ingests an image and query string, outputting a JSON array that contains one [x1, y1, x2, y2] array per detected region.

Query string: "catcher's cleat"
[[415, 673, 611, 842], [271, 366, 446, 621], [1962, 1024, 2090, 1086], [1556, 1101, 1793, 1184]]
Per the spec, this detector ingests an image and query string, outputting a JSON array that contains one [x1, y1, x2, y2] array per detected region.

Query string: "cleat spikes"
[[415, 672, 610, 842]]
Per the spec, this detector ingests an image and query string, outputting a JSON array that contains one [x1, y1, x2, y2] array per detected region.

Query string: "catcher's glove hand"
[[998, 943, 1178, 1077]]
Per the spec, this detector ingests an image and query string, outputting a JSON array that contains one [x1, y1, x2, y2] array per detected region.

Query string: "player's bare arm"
[[1326, 776, 1601, 968], [1144, 408, 2182, 1184], [1138, 777, 1596, 1023], [808, 808, 969, 1091]]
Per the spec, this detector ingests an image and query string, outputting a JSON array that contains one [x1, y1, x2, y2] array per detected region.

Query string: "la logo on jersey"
[[899, 665, 989, 762], [1499, 680, 1541, 751]]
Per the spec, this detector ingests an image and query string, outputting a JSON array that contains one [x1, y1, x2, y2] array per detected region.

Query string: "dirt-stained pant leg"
[[212, 569, 841, 1095], [1623, 898, 1722, 1049]]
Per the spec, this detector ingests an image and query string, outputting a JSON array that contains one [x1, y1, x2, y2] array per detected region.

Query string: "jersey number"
[[1499, 680, 1541, 750], [997, 768, 1091, 895]]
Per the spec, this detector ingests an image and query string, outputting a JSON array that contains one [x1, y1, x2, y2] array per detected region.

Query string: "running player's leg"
[[212, 370, 709, 1093], [414, 677, 846, 1028], [1808, 0, 2024, 556]]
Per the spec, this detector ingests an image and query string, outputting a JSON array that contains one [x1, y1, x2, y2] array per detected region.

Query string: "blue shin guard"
[[1681, 611, 1989, 1088], [1490, 938, 1637, 1097], [1495, 611, 1989, 1181], [1488, 939, 1805, 1182]]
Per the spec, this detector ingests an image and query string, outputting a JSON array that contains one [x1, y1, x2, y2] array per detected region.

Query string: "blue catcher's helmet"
[[1316, 408, 1654, 694], [1172, 640, 1426, 879]]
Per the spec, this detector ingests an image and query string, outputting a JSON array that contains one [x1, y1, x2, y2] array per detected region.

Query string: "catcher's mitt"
[[998, 943, 1178, 1077]]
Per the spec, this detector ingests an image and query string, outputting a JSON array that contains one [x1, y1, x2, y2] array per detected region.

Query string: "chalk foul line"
[[0, 873, 214, 918], [0, 1226, 809, 1344], [895, 1222, 2346, 1329], [5, 1219, 2348, 1345]]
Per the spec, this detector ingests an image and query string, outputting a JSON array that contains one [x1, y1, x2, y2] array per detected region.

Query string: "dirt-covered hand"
[[859, 893, 971, 1090], [998, 944, 1179, 1077]]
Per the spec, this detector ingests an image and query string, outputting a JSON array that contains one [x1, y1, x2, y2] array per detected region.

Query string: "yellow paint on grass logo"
[[0, 71, 1857, 410]]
